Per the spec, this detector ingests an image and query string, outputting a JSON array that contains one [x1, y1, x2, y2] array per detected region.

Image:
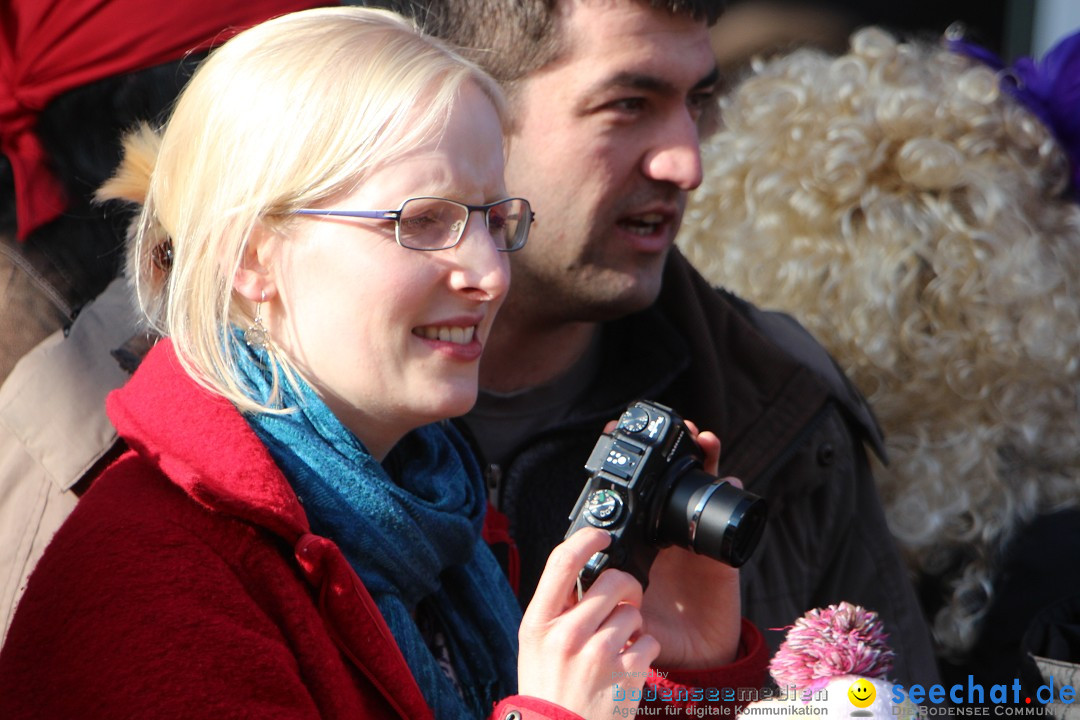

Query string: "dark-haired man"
[[401, 0, 939, 686]]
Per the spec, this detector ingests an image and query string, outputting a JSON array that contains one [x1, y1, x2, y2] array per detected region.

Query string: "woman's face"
[[267, 82, 510, 459]]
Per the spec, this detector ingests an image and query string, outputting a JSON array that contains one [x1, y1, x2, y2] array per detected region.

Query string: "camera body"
[[565, 400, 767, 590]]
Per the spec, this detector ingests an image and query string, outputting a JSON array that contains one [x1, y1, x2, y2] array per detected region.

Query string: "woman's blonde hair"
[[681, 27, 1080, 659], [97, 6, 508, 413]]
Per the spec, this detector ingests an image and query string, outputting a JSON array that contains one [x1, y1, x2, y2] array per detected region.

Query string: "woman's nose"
[[447, 211, 510, 300]]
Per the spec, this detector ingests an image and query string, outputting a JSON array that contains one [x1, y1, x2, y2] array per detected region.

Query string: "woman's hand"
[[640, 420, 744, 669], [518, 527, 660, 718]]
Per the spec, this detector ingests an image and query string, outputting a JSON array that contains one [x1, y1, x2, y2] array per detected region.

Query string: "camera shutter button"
[[584, 488, 624, 527]]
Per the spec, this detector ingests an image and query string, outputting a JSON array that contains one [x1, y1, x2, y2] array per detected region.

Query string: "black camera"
[[565, 400, 767, 590]]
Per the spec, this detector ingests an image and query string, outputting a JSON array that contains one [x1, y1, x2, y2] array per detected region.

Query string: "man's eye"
[[688, 90, 717, 117], [608, 97, 646, 112], [690, 91, 720, 134]]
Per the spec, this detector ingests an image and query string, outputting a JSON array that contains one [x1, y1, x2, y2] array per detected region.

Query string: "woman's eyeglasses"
[[295, 197, 533, 252]]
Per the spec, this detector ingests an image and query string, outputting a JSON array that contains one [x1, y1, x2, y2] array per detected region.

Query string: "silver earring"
[[244, 291, 270, 349]]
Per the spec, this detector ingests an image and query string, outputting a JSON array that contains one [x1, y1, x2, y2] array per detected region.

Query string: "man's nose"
[[641, 111, 704, 191]]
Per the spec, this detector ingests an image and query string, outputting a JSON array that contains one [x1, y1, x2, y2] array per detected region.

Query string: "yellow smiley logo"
[[848, 678, 876, 708]]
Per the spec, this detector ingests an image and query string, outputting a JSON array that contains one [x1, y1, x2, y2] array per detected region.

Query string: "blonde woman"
[[0, 8, 762, 718]]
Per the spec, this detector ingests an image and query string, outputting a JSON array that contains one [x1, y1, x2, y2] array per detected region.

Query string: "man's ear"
[[233, 226, 279, 303]]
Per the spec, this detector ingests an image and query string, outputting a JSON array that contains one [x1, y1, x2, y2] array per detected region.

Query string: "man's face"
[[503, 0, 717, 325]]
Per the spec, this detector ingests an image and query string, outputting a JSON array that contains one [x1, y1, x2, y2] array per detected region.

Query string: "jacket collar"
[[562, 250, 885, 484], [105, 339, 310, 542], [105, 339, 433, 719]]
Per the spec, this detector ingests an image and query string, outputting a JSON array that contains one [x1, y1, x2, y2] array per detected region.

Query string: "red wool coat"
[[0, 340, 765, 718]]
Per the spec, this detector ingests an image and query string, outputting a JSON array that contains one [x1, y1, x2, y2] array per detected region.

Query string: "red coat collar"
[[106, 339, 310, 543], [106, 338, 434, 719]]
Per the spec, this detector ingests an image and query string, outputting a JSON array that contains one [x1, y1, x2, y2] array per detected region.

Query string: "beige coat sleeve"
[[0, 277, 138, 643]]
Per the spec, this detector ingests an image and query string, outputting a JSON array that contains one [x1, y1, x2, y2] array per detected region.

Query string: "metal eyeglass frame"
[[294, 196, 534, 252]]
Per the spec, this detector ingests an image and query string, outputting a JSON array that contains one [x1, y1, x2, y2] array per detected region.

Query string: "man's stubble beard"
[[502, 244, 671, 327]]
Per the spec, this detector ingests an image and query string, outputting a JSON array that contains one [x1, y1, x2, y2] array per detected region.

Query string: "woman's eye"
[[400, 214, 440, 232]]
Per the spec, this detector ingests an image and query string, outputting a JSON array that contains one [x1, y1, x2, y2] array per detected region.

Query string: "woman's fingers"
[[518, 529, 659, 717], [560, 565, 645, 640], [525, 527, 611, 624], [617, 631, 661, 674]]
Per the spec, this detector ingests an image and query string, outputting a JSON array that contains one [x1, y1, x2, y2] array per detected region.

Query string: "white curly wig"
[[681, 26, 1080, 659]]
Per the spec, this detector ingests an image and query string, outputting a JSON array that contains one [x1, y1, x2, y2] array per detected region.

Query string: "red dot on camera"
[[1026, 698, 1032, 704]]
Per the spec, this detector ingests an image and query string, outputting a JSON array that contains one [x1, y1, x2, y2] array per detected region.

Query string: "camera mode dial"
[[584, 488, 624, 528], [618, 406, 650, 433]]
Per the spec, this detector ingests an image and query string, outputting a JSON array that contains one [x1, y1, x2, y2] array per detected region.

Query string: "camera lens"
[[658, 467, 767, 568]]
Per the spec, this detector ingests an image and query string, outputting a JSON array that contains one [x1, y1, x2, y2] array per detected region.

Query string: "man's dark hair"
[[390, 0, 725, 90]]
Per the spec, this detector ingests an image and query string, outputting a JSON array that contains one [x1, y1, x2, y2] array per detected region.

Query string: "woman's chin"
[[414, 385, 479, 425]]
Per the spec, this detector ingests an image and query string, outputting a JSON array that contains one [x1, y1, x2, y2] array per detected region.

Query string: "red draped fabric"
[[0, 0, 332, 239]]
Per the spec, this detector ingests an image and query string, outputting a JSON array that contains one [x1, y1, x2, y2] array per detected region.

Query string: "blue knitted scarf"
[[235, 339, 521, 718]]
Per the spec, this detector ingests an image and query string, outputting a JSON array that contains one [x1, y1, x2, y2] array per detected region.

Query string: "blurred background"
[[711, 0, 1079, 74]]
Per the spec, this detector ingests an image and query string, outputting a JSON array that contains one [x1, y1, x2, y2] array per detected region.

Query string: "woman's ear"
[[233, 225, 279, 303]]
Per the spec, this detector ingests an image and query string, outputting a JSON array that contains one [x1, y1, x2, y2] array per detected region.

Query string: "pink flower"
[[769, 602, 895, 692]]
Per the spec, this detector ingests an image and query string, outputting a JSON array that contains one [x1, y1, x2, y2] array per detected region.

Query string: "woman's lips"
[[412, 322, 484, 361]]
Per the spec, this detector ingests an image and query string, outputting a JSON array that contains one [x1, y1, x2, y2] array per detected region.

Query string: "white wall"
[[1032, 0, 1080, 55]]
